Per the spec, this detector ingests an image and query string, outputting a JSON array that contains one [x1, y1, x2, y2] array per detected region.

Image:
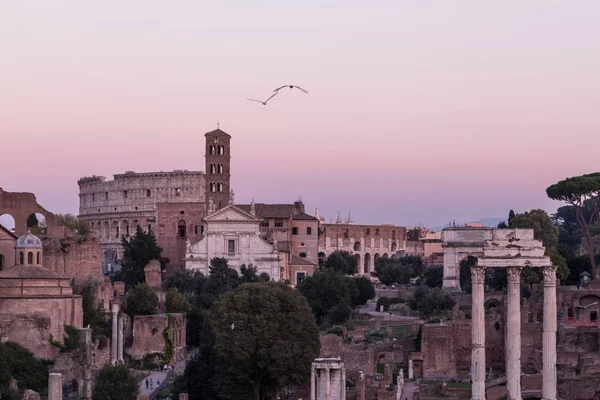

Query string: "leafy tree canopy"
[[162, 269, 206, 295], [509, 209, 559, 248], [0, 342, 52, 399], [323, 251, 358, 275], [126, 283, 158, 316], [118, 226, 168, 287], [408, 286, 456, 317], [212, 282, 320, 400], [166, 288, 191, 314], [208, 258, 239, 296], [93, 365, 139, 400], [297, 270, 355, 326], [423, 265, 444, 288]]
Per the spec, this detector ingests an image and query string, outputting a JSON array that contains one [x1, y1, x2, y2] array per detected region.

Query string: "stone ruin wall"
[[127, 313, 187, 362], [42, 235, 104, 284]]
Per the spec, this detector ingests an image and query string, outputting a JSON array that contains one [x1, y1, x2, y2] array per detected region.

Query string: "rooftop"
[[0, 265, 67, 279]]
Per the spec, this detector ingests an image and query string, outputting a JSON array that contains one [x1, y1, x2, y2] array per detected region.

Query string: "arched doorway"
[[364, 253, 371, 274], [0, 214, 16, 233], [353, 241, 361, 251]]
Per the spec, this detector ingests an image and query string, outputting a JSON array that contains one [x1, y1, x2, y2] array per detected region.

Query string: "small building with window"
[[184, 204, 281, 280]]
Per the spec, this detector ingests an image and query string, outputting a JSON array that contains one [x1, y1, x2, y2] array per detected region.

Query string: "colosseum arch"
[[353, 241, 361, 251], [364, 253, 371, 274]]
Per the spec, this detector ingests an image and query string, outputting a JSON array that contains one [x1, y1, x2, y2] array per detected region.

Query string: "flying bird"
[[246, 91, 279, 106], [273, 85, 309, 94]]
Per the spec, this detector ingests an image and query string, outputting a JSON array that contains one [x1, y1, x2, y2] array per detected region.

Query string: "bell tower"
[[205, 128, 231, 211]]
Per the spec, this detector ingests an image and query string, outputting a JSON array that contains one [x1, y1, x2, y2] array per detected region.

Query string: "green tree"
[[212, 282, 320, 400], [58, 213, 90, 236], [510, 209, 569, 281], [353, 276, 375, 305], [508, 210, 516, 224], [26, 214, 39, 228], [166, 288, 191, 314], [79, 284, 111, 340], [208, 258, 239, 296], [297, 271, 354, 325], [0, 342, 52, 398], [408, 286, 455, 317], [163, 269, 205, 295], [547, 174, 600, 279], [323, 251, 358, 275], [423, 265, 443, 288], [118, 226, 168, 287], [126, 283, 158, 316], [93, 364, 139, 400]]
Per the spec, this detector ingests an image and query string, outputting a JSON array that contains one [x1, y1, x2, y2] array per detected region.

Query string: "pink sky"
[[1, 1, 599, 228]]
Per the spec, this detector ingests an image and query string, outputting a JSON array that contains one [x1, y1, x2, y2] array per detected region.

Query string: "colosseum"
[[77, 128, 231, 273]]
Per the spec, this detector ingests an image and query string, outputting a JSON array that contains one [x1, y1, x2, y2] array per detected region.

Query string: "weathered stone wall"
[[128, 313, 186, 362], [42, 236, 104, 283], [319, 223, 407, 275], [421, 324, 456, 378], [0, 227, 16, 269], [0, 296, 83, 359], [52, 338, 110, 384], [290, 219, 319, 265], [156, 202, 206, 273]]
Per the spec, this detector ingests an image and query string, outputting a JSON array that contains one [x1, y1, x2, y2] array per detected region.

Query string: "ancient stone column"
[[79, 328, 93, 400], [111, 303, 119, 365], [408, 360, 414, 379], [310, 367, 316, 400], [506, 266, 522, 400], [542, 265, 557, 400], [325, 367, 331, 400], [117, 314, 124, 363], [48, 373, 62, 400], [471, 265, 486, 400]]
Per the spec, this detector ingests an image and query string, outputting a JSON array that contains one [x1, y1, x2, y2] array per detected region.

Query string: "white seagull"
[[273, 85, 309, 94], [246, 91, 279, 106]]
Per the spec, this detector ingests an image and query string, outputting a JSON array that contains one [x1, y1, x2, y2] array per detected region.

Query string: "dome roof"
[[15, 232, 43, 249]]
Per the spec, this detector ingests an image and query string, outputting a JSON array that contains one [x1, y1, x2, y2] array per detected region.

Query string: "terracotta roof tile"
[[0, 266, 67, 279], [292, 212, 319, 221], [237, 204, 294, 219], [290, 254, 316, 266]]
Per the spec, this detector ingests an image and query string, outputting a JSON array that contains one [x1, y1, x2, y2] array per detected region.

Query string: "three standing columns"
[[542, 266, 557, 400], [471, 265, 486, 400], [506, 267, 522, 400]]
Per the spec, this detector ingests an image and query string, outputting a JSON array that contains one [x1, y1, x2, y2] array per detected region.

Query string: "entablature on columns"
[[477, 239, 552, 268]]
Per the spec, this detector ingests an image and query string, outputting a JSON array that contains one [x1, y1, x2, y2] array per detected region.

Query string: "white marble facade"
[[185, 204, 281, 281]]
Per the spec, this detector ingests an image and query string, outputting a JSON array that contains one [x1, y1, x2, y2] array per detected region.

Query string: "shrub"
[[407, 286, 455, 317], [127, 283, 158, 316], [0, 342, 52, 397], [353, 276, 375, 305], [93, 364, 139, 400], [376, 296, 391, 311], [389, 296, 405, 304], [327, 326, 343, 337], [165, 288, 191, 314]]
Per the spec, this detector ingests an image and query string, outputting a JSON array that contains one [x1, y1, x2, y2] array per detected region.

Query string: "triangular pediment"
[[204, 204, 261, 222]]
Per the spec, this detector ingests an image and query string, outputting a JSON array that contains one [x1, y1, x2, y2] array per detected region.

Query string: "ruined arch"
[[0, 188, 62, 236], [0, 213, 16, 232], [485, 298, 500, 309], [354, 253, 360, 271], [364, 253, 371, 274], [353, 241, 361, 251], [382, 253, 388, 258], [123, 220, 130, 236], [374, 253, 380, 266]]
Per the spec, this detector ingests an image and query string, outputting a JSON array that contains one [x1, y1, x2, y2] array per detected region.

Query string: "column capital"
[[470, 265, 486, 284], [507, 266, 523, 283], [543, 265, 557, 285]]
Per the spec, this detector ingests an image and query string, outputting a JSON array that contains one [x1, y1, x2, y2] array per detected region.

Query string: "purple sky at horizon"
[[1, 1, 599, 228]]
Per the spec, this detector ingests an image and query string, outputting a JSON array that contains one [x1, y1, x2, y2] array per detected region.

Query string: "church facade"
[[185, 204, 281, 280]]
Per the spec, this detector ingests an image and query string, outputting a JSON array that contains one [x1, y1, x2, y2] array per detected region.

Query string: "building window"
[[27, 252, 33, 265], [218, 145, 224, 155], [0, 254, 3, 270], [123, 190, 128, 199], [195, 225, 204, 235], [36, 252, 40, 264], [274, 220, 283, 228], [210, 145, 216, 155], [210, 183, 216, 192], [592, 311, 598, 322], [115, 226, 119, 238], [228, 239, 235, 255], [147, 189, 151, 197], [19, 252, 24, 265], [160, 224, 165, 235], [366, 228, 370, 235], [92, 193, 95, 202], [392, 230, 396, 239], [178, 220, 187, 238], [344, 229, 349, 238], [307, 227, 312, 235], [218, 164, 223, 173], [260, 220, 269, 228], [299, 252, 307, 258], [296, 272, 306, 284], [148, 224, 152, 232], [175, 188, 182, 197], [375, 228, 379, 235], [217, 183, 223, 192], [105, 192, 109, 200], [292, 227, 298, 235]]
